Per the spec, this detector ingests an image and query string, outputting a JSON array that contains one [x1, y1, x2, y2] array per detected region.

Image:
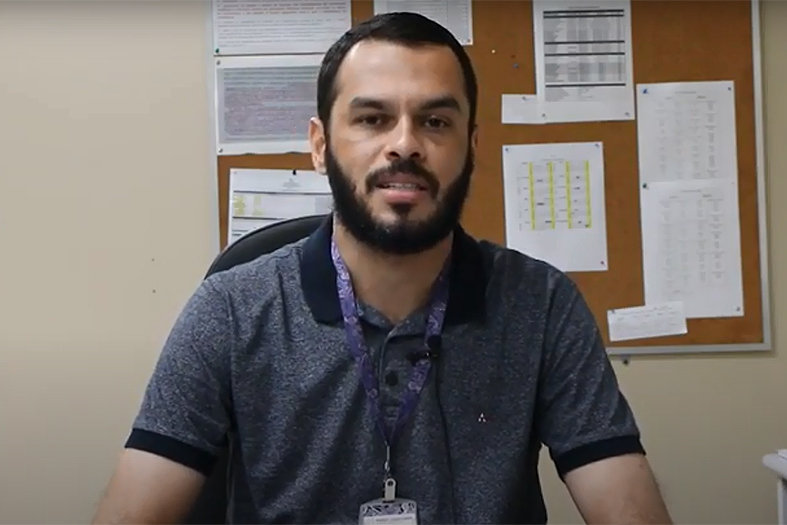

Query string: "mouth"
[[376, 181, 428, 191], [374, 173, 430, 192], [373, 173, 432, 205]]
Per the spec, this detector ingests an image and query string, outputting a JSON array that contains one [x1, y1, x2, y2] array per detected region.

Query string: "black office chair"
[[184, 213, 328, 524]]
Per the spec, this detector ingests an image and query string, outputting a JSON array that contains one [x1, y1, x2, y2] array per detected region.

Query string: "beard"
[[324, 137, 474, 255]]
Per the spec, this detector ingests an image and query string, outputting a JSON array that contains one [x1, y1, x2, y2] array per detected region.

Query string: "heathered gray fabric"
[[130, 231, 641, 524]]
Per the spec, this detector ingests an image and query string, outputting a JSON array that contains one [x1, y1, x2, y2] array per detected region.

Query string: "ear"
[[469, 123, 479, 156], [309, 117, 327, 174]]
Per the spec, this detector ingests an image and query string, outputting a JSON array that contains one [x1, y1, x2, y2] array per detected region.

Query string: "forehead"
[[333, 40, 468, 111]]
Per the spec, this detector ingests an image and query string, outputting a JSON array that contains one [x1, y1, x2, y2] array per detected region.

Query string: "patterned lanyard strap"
[[330, 235, 450, 450]]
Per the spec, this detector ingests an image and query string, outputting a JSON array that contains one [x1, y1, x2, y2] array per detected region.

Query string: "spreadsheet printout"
[[532, 0, 635, 122], [636, 81, 744, 318], [502, 142, 608, 272], [229, 169, 332, 243]]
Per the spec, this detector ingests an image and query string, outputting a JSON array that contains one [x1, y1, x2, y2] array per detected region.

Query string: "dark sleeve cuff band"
[[554, 435, 646, 480], [125, 428, 218, 477]]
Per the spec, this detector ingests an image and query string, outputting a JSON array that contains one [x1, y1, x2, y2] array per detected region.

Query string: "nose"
[[384, 118, 425, 161]]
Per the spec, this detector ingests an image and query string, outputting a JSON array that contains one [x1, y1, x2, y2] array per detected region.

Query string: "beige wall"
[[0, 1, 784, 523]]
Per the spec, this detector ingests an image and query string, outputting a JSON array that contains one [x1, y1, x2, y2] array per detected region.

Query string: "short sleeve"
[[536, 274, 645, 480], [125, 277, 233, 476]]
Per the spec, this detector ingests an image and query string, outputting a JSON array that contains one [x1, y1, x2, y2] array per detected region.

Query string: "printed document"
[[502, 142, 608, 272], [215, 55, 321, 155], [640, 179, 744, 318], [532, 0, 635, 123], [636, 81, 738, 184], [607, 302, 688, 342], [229, 169, 333, 244], [373, 0, 473, 45], [212, 0, 352, 55], [636, 81, 744, 318]]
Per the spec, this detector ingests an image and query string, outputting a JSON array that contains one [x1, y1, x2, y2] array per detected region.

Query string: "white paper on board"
[[228, 169, 333, 244], [215, 55, 321, 155], [531, 0, 635, 123], [373, 0, 473, 45], [502, 142, 608, 272], [640, 179, 744, 319], [607, 302, 688, 342], [636, 80, 744, 319], [501, 94, 546, 124], [212, 0, 352, 55], [636, 80, 738, 184]]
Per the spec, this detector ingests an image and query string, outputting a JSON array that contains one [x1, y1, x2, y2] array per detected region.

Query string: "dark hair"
[[316, 12, 478, 131]]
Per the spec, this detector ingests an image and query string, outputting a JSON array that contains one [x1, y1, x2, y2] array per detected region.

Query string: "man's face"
[[309, 40, 477, 255]]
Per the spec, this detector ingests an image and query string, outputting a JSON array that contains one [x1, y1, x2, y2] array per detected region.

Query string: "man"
[[93, 12, 672, 525]]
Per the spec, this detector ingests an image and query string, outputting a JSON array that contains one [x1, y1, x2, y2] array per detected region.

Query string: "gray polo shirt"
[[126, 215, 644, 524]]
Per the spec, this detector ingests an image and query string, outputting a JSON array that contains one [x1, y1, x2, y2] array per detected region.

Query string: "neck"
[[332, 218, 453, 325]]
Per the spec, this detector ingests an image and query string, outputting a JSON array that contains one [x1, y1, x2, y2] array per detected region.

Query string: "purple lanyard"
[[330, 236, 450, 450]]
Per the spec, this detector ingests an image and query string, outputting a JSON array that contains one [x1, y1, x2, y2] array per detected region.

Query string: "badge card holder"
[[332, 238, 446, 525], [359, 477, 418, 525]]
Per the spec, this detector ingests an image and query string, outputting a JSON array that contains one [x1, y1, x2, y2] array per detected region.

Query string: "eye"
[[424, 116, 450, 129], [355, 114, 387, 127]]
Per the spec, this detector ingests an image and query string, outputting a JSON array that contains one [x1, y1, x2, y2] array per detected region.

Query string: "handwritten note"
[[607, 302, 688, 342]]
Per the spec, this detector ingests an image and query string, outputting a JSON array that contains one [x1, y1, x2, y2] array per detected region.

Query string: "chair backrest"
[[184, 214, 328, 524], [205, 214, 328, 278]]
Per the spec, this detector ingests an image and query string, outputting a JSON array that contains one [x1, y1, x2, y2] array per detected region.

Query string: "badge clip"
[[383, 477, 397, 502]]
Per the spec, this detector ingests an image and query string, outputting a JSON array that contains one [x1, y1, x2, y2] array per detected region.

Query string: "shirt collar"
[[299, 214, 488, 326]]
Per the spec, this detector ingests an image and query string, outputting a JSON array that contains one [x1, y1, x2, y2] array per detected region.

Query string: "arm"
[[565, 453, 672, 524], [91, 449, 206, 524], [92, 278, 234, 524], [537, 274, 672, 524]]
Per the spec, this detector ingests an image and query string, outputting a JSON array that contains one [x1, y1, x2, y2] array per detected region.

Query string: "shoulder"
[[174, 239, 307, 353], [477, 241, 609, 375], [476, 238, 584, 315], [204, 238, 306, 307], [474, 238, 601, 362]]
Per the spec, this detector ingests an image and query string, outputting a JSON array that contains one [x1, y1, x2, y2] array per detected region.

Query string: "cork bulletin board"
[[212, 0, 770, 356]]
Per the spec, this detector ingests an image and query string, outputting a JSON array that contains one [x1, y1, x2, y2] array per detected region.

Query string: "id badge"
[[359, 478, 418, 525], [359, 498, 418, 525]]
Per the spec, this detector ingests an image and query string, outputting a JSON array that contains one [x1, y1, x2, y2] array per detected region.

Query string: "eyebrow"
[[348, 96, 387, 111], [419, 95, 461, 113], [348, 95, 462, 113]]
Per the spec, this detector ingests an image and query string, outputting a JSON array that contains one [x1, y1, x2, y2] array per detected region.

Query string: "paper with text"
[[607, 302, 687, 342], [502, 142, 608, 272], [215, 55, 321, 155], [212, 0, 351, 55], [229, 169, 333, 244], [636, 81, 737, 184], [636, 80, 743, 318], [501, 94, 545, 124], [640, 179, 744, 318], [373, 0, 473, 45], [531, 0, 635, 123]]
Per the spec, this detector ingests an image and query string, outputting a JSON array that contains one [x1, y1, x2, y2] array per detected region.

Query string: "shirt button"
[[385, 371, 399, 386]]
